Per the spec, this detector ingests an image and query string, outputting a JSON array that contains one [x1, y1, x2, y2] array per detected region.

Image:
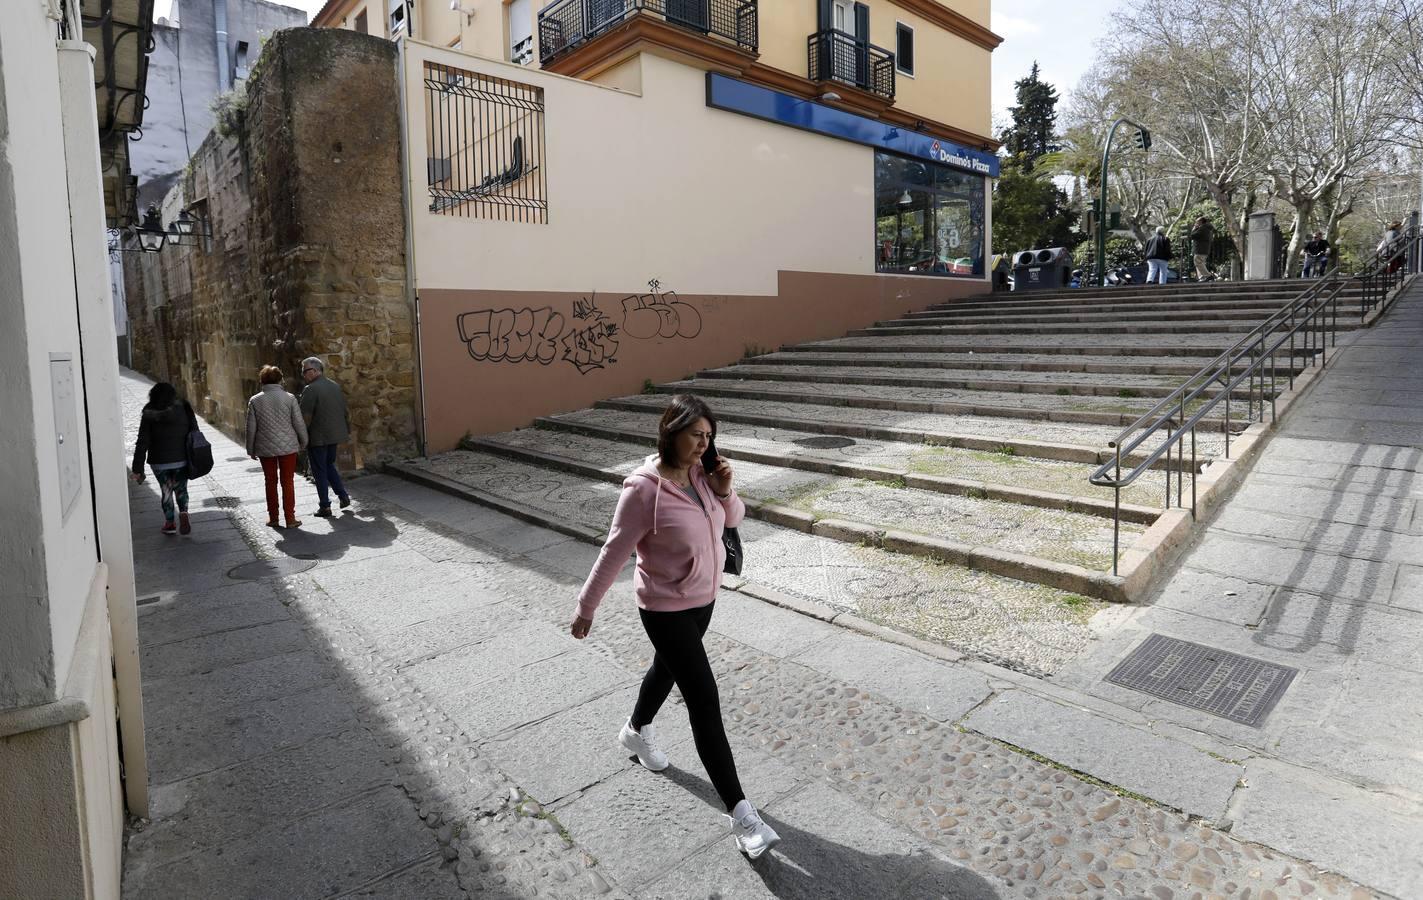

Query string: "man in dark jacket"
[[1189, 217, 1214, 281], [1144, 226, 1173, 285], [132, 381, 196, 534], [299, 356, 352, 517], [1301, 232, 1330, 278]]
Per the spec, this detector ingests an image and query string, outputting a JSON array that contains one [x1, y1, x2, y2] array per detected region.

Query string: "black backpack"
[[184, 403, 214, 478]]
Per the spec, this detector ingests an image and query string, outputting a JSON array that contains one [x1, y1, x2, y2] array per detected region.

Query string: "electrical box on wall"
[[50, 353, 83, 521]]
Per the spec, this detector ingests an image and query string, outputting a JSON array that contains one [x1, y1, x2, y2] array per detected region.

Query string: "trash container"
[[1011, 247, 1071, 291]]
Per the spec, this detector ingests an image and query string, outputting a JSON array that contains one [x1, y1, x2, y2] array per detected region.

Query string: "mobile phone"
[[701, 437, 719, 474]]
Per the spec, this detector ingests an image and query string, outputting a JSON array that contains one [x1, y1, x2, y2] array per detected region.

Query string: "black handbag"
[[722, 526, 743, 576], [183, 402, 214, 478]]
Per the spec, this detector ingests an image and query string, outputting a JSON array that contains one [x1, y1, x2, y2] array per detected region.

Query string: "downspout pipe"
[[214, 0, 231, 92]]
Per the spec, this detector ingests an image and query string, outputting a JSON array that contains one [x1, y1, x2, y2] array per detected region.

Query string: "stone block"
[[964, 690, 1242, 821], [791, 632, 991, 723], [140, 620, 311, 680], [123, 786, 436, 900], [437, 649, 637, 740]]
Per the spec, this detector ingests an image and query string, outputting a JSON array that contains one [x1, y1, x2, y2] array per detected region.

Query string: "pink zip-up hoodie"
[[576, 454, 745, 621]]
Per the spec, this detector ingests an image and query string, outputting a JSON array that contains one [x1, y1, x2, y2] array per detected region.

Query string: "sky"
[[155, 0, 1122, 131], [990, 0, 1120, 132]]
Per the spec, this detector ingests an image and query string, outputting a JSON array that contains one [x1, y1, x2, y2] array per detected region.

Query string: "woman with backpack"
[[131, 381, 197, 535], [246, 365, 308, 528], [569, 394, 780, 860]]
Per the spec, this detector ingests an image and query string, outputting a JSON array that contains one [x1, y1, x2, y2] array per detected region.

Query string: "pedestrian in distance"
[[570, 394, 781, 860], [246, 365, 308, 529], [131, 381, 196, 535], [1189, 216, 1214, 281], [1143, 226, 1173, 285], [1379, 221, 1404, 273], [1301, 232, 1330, 278], [299, 356, 352, 518]]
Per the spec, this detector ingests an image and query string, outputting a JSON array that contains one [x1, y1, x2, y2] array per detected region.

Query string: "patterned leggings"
[[154, 468, 190, 522]]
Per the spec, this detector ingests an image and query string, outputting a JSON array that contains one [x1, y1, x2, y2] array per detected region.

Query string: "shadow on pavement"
[[659, 766, 1002, 900], [271, 506, 400, 562]]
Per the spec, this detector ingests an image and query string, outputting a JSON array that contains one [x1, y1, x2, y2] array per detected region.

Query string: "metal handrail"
[[807, 28, 895, 100], [1089, 223, 1421, 574]]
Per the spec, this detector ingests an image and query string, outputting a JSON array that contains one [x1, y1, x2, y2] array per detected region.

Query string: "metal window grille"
[[424, 62, 548, 223]]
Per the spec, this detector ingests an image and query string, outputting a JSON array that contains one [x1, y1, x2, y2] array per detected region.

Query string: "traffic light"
[[1132, 127, 1152, 151], [1086, 198, 1102, 235]]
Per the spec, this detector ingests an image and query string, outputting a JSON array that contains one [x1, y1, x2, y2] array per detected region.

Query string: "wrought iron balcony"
[[538, 0, 758, 66], [808, 29, 895, 101]]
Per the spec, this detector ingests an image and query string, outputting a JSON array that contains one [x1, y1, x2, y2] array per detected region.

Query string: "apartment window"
[[389, 0, 408, 35], [508, 0, 534, 65], [896, 22, 914, 76], [354, 9, 368, 33]]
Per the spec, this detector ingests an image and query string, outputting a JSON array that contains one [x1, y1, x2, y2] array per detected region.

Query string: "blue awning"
[[705, 73, 999, 178]]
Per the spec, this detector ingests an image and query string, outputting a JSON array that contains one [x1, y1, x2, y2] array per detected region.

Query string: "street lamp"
[[136, 205, 166, 253], [169, 208, 196, 240]]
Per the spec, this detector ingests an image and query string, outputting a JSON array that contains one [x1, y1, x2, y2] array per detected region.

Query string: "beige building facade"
[[390, 1, 1001, 450]]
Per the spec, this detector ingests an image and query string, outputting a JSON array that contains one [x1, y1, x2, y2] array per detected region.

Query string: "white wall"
[[0, 0, 99, 709], [410, 48, 879, 296]]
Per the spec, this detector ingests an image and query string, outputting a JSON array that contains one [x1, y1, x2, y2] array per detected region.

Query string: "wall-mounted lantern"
[[136, 205, 166, 253]]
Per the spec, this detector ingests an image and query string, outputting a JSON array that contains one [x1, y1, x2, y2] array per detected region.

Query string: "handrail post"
[[1112, 443, 1121, 577]]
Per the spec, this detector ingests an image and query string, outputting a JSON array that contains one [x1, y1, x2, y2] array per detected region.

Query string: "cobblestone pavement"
[[119, 369, 1386, 899]]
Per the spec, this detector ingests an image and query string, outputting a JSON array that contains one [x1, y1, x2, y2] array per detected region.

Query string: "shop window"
[[896, 23, 914, 76], [874, 151, 984, 278]]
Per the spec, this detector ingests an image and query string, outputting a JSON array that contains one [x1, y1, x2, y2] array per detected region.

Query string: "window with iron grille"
[[424, 62, 548, 223]]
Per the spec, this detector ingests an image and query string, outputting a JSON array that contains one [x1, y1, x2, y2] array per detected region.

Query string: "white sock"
[[731, 799, 754, 820]]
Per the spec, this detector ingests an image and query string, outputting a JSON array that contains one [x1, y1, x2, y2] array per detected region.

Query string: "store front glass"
[[874, 151, 985, 278]]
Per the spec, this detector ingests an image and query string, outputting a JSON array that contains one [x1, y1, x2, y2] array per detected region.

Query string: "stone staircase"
[[394, 278, 1366, 675]]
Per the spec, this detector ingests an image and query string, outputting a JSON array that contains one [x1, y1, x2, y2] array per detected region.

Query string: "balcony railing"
[[538, 0, 758, 66], [808, 29, 895, 101]]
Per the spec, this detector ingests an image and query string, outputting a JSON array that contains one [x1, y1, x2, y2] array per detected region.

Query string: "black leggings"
[[630, 601, 745, 812]]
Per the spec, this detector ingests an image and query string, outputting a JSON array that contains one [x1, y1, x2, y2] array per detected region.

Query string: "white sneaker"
[[618, 719, 669, 771], [727, 801, 780, 859]]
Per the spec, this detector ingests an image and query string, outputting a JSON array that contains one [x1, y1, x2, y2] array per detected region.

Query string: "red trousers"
[[260, 453, 299, 522]]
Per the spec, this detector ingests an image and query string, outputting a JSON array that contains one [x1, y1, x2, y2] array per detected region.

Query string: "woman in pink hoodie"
[[570, 394, 780, 860]]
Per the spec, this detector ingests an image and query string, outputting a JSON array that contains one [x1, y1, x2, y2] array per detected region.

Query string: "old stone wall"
[[124, 28, 415, 467]]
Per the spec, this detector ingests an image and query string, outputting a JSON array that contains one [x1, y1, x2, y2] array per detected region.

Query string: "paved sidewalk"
[[119, 368, 1378, 899]]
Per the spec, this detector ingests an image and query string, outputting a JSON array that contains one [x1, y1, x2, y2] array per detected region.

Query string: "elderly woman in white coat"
[[246, 364, 308, 528]]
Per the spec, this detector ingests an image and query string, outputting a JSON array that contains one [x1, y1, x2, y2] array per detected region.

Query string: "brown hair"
[[259, 365, 283, 385], [656, 394, 715, 467]]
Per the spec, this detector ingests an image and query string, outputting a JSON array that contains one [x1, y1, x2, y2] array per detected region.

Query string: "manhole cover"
[[1104, 634, 1297, 727], [793, 436, 857, 450], [207, 496, 242, 508], [228, 557, 319, 581]]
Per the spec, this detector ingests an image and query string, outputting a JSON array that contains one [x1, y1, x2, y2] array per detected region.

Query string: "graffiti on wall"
[[456, 280, 699, 374]]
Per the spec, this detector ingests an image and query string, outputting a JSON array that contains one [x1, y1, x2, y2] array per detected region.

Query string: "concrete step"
[[465, 429, 1144, 580], [651, 378, 1228, 432], [701, 363, 1281, 402], [749, 350, 1305, 378], [534, 406, 1167, 518], [391, 454, 1113, 675], [907, 300, 1312, 320], [955, 278, 1357, 303], [801, 333, 1316, 358], [851, 319, 1362, 337], [888, 307, 1299, 327], [596, 394, 1228, 468]]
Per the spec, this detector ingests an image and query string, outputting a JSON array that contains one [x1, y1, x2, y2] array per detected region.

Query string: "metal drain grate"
[[228, 557, 319, 581], [208, 495, 242, 508], [136, 595, 163, 606], [1104, 634, 1297, 728], [793, 436, 857, 450]]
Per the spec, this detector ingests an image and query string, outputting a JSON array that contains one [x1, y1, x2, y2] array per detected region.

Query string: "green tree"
[[1001, 62, 1060, 173], [993, 171, 1078, 254]]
